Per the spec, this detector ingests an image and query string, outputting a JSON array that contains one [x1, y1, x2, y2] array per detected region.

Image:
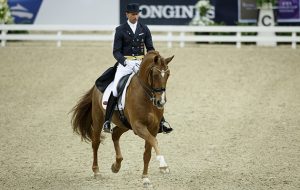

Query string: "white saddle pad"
[[102, 73, 135, 110]]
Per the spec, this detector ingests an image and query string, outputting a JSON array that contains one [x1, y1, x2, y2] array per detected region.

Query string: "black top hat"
[[126, 3, 141, 13]]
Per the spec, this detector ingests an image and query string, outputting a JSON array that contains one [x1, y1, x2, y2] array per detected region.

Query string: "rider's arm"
[[144, 25, 155, 52], [113, 27, 126, 66]]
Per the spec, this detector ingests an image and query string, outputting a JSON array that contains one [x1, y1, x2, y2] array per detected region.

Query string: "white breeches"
[[112, 60, 141, 97]]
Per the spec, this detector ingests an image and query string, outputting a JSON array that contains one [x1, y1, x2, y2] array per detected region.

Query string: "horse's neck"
[[131, 75, 149, 100], [137, 69, 149, 85], [130, 76, 163, 113], [126, 76, 163, 126], [128, 76, 150, 107]]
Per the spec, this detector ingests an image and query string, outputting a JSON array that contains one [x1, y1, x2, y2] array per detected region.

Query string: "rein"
[[137, 66, 167, 104]]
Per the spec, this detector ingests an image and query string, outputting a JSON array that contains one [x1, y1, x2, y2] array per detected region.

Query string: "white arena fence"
[[1, 24, 300, 48]]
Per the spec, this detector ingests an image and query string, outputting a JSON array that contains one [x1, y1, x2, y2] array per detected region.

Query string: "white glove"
[[126, 60, 140, 73], [132, 61, 140, 73], [132, 61, 141, 73], [123, 59, 129, 66]]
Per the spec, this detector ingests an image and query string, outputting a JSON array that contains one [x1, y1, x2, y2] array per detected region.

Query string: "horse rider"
[[103, 3, 173, 134]]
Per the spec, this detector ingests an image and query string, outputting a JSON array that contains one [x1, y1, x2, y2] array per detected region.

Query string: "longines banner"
[[120, 0, 199, 25], [120, 0, 241, 25]]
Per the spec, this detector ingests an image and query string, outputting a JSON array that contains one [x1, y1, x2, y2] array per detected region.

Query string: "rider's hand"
[[122, 59, 128, 66], [132, 62, 140, 73]]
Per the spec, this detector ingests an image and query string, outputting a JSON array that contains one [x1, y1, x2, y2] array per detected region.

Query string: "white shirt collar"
[[127, 20, 137, 34]]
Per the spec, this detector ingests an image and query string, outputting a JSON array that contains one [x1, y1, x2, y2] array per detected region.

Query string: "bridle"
[[150, 67, 169, 92], [137, 65, 169, 108]]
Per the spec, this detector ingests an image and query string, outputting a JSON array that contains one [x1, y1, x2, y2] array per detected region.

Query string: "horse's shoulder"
[[127, 75, 140, 89]]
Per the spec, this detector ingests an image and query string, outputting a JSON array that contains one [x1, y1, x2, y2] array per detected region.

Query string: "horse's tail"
[[71, 86, 94, 142]]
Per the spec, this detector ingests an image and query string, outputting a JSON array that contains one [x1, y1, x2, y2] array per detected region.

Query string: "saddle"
[[95, 69, 134, 129], [95, 62, 118, 93]]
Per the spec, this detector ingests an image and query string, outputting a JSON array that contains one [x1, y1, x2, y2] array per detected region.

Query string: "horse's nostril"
[[156, 100, 161, 105], [157, 100, 165, 107]]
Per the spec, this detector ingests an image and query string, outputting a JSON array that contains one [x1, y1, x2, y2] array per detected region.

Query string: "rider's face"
[[126, 12, 139, 24]]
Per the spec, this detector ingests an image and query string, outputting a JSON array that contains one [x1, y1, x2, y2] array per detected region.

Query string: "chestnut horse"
[[71, 51, 174, 187]]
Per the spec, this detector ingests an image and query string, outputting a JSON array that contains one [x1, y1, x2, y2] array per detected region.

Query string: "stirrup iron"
[[160, 120, 173, 134], [103, 121, 113, 134]]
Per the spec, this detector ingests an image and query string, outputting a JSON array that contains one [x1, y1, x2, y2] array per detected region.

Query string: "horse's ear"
[[165, 55, 174, 65]]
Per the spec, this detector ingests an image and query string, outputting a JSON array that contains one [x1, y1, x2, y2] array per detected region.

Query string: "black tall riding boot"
[[103, 93, 118, 133], [159, 116, 173, 134]]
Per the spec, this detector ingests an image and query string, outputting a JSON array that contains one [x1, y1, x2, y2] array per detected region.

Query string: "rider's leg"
[[103, 92, 118, 133], [103, 62, 135, 133]]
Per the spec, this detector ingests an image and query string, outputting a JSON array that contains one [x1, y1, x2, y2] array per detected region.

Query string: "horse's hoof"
[[92, 166, 100, 177], [92, 172, 101, 179], [143, 177, 153, 188], [159, 166, 170, 174], [111, 163, 120, 173]]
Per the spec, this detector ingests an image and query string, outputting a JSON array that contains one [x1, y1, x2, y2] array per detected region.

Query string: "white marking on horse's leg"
[[156, 155, 167, 168], [92, 172, 101, 178], [142, 177, 152, 188], [156, 155, 170, 174]]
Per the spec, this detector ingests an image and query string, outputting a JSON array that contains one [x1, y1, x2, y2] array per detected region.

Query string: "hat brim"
[[126, 9, 141, 13]]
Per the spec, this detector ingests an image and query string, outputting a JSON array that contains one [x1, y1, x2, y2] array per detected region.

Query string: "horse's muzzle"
[[151, 90, 167, 109]]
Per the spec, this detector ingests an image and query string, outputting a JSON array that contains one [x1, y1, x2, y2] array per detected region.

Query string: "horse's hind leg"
[[91, 117, 102, 176], [111, 127, 128, 173], [91, 93, 104, 176]]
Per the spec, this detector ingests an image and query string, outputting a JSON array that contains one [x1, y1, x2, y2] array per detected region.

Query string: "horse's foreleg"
[[135, 126, 160, 154], [143, 142, 152, 177], [111, 127, 128, 173], [141, 142, 153, 188], [135, 127, 170, 174]]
